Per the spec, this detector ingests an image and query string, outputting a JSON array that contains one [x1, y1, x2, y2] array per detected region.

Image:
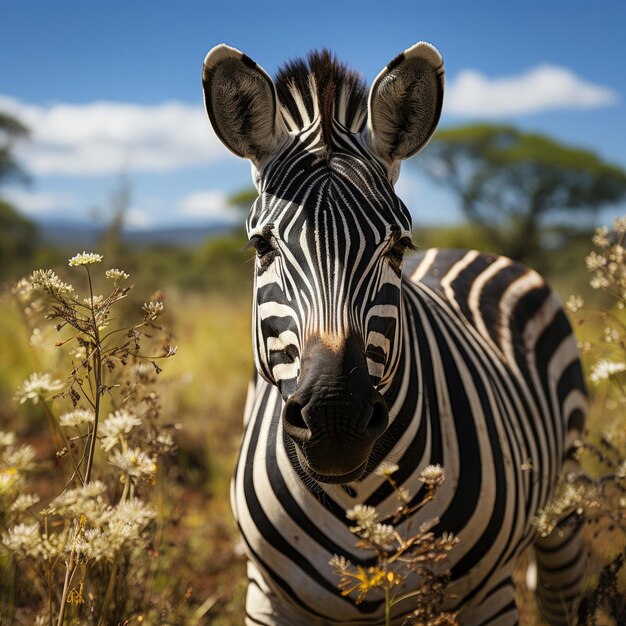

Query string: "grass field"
[[0, 225, 624, 624]]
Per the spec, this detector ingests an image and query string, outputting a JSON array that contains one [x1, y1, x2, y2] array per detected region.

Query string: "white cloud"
[[446, 65, 619, 117], [3, 188, 76, 216], [177, 190, 241, 223], [0, 95, 231, 176], [125, 209, 153, 229]]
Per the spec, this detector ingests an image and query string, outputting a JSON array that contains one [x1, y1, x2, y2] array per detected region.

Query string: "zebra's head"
[[203, 43, 444, 483]]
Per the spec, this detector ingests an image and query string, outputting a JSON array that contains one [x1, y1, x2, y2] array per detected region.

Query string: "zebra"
[[201, 41, 587, 626]]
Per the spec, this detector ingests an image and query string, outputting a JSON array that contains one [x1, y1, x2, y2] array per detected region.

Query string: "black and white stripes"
[[202, 42, 587, 625]]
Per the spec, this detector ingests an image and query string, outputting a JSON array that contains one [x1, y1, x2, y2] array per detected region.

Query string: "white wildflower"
[[603, 326, 620, 343], [2, 522, 41, 558], [0, 469, 21, 494], [113, 498, 156, 528], [329, 554, 351, 570], [367, 523, 395, 548], [346, 504, 378, 530], [374, 461, 400, 477], [590, 359, 626, 384], [78, 480, 108, 499], [49, 481, 107, 516], [585, 251, 606, 272], [396, 486, 411, 504], [614, 216, 626, 234], [105, 268, 129, 281], [156, 432, 175, 449], [29, 328, 42, 347], [439, 531, 459, 549], [11, 277, 33, 299], [420, 464, 445, 484], [10, 493, 40, 513], [70, 524, 111, 559], [100, 409, 142, 452], [565, 295, 584, 313], [68, 251, 103, 266], [2, 445, 36, 471], [29, 269, 75, 297], [41, 531, 66, 562], [0, 431, 16, 448], [14, 372, 64, 404], [109, 448, 157, 481], [590, 273, 610, 290], [82, 294, 104, 307], [142, 300, 164, 321], [59, 408, 95, 428], [592, 226, 610, 249]]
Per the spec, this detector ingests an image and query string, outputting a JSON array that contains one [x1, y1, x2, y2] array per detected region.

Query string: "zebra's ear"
[[367, 42, 444, 166], [202, 44, 289, 166]]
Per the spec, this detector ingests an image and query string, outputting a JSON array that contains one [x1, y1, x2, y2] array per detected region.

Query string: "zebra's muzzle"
[[281, 334, 389, 482]]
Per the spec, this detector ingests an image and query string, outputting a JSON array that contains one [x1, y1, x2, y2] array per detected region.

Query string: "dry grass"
[[1, 227, 625, 624]]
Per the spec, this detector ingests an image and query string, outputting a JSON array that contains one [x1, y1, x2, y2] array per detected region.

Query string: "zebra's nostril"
[[284, 344, 299, 362], [366, 397, 389, 440], [283, 400, 310, 443]]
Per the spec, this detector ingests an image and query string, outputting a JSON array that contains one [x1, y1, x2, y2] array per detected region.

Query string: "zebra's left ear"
[[202, 44, 289, 167], [367, 42, 444, 167]]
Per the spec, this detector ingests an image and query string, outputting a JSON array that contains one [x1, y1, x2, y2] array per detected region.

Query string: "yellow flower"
[[339, 565, 386, 604]]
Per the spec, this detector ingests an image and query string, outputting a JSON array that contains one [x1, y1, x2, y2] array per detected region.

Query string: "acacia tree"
[[0, 111, 36, 277], [416, 124, 626, 263]]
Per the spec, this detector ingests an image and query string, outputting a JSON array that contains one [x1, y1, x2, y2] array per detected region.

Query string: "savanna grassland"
[[0, 223, 625, 625]]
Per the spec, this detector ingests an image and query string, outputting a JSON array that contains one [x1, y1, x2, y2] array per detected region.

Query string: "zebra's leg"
[[533, 510, 585, 625]]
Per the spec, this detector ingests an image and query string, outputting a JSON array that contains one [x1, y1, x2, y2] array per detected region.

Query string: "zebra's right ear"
[[367, 42, 444, 168], [202, 44, 289, 166]]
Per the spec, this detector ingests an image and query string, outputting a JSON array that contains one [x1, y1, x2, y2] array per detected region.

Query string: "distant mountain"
[[35, 218, 235, 248]]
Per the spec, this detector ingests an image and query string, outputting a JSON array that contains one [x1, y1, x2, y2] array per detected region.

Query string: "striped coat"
[[202, 41, 587, 625]]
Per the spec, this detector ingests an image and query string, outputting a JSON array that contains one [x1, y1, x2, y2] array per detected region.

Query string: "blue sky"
[[2, 0, 625, 231]]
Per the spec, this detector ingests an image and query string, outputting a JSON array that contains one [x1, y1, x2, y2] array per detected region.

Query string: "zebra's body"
[[202, 42, 587, 625], [234, 249, 586, 625]]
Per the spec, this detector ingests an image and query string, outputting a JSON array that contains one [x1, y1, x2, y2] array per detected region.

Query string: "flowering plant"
[[331, 463, 459, 626], [1, 253, 177, 625], [537, 217, 626, 621]]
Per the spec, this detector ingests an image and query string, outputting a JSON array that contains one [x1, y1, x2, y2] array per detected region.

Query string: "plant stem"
[[57, 557, 76, 626], [385, 587, 391, 626], [97, 560, 117, 626], [84, 266, 102, 484]]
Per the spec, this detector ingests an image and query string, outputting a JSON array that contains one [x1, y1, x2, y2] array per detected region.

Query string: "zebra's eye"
[[250, 235, 274, 258], [387, 237, 416, 265]]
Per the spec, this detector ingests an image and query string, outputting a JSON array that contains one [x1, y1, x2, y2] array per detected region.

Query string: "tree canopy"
[[0, 111, 29, 185], [0, 111, 36, 278], [416, 124, 626, 263]]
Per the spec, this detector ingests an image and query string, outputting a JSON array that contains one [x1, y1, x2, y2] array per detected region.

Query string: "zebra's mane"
[[275, 50, 368, 149]]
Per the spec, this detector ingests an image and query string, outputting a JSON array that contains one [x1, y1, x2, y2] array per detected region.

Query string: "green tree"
[[228, 187, 257, 211], [0, 111, 37, 278], [416, 124, 626, 263], [0, 111, 29, 185], [0, 199, 37, 270]]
